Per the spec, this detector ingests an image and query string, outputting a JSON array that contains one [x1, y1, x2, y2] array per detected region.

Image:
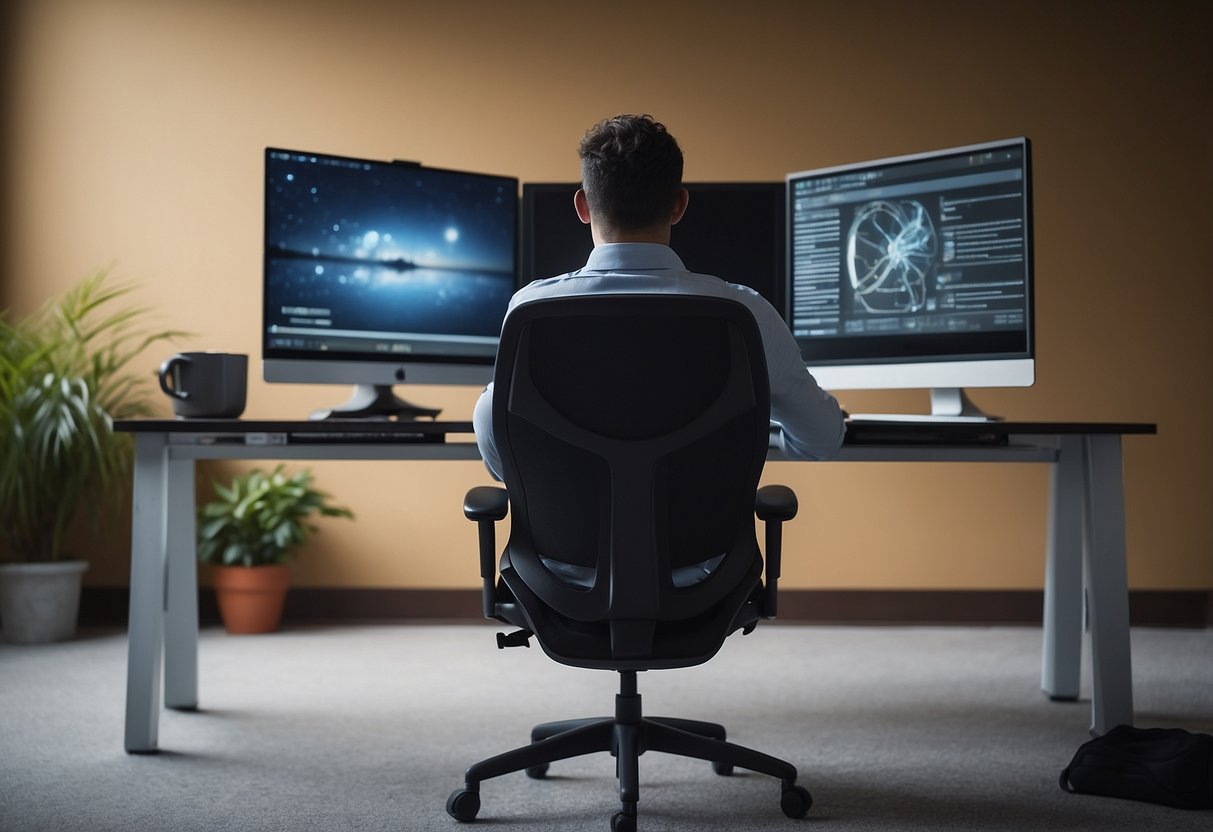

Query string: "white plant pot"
[[0, 560, 89, 644]]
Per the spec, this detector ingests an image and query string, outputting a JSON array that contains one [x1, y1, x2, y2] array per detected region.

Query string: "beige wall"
[[5, 0, 1211, 592]]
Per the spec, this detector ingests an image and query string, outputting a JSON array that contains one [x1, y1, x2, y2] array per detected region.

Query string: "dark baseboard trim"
[[283, 587, 484, 621], [76, 587, 484, 627], [776, 589, 1213, 628], [79, 587, 1213, 629]]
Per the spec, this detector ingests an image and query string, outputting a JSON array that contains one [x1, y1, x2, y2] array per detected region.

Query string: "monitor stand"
[[309, 384, 442, 421], [848, 388, 1002, 423]]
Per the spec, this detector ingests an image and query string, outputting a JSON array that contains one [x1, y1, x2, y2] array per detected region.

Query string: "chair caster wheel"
[[712, 761, 734, 776], [446, 788, 480, 822], [780, 784, 813, 819], [610, 810, 637, 832], [526, 763, 550, 779]]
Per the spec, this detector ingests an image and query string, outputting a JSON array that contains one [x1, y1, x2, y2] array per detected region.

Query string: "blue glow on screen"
[[264, 151, 516, 346]]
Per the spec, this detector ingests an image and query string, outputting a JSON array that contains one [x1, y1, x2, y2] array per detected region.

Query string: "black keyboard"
[[287, 431, 444, 444]]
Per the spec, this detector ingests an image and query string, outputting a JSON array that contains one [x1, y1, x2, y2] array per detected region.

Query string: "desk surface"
[[116, 418, 1157, 444], [115, 418, 474, 435]]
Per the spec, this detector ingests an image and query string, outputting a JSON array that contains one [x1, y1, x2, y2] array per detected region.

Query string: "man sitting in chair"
[[473, 113, 844, 478]]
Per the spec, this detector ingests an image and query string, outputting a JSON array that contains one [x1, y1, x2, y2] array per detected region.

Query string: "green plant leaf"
[[0, 270, 184, 562], [222, 543, 246, 566], [194, 465, 352, 567]]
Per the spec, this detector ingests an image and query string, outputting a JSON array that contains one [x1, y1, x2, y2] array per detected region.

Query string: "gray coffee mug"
[[158, 352, 248, 419]]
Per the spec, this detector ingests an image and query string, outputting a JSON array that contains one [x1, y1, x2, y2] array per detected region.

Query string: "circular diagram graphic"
[[846, 200, 937, 314]]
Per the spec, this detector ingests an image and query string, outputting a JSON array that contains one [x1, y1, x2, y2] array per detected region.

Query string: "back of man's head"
[[579, 114, 684, 235]]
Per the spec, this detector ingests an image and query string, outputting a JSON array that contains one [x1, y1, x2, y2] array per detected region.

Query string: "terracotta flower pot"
[[211, 564, 290, 634]]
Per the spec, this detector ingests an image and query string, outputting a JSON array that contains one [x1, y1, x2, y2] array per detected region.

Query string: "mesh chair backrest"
[[493, 294, 770, 659]]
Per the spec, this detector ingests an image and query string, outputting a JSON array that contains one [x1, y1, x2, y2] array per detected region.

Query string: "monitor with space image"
[[262, 148, 518, 419]]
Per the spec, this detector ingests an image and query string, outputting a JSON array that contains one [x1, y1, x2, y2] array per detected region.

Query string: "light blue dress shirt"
[[473, 243, 845, 480]]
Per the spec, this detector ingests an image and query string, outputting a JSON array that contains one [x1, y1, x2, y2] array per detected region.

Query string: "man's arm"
[[472, 383, 504, 481], [747, 294, 846, 460]]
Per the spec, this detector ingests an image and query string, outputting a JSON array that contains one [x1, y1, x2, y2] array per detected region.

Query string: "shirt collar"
[[581, 243, 687, 273]]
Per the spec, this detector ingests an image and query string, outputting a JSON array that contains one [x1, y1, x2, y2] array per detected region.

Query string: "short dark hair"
[[578, 114, 684, 232]]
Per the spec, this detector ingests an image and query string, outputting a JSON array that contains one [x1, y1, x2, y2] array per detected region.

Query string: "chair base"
[[447, 671, 812, 828]]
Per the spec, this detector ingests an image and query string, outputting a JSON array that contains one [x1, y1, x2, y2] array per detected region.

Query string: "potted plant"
[[197, 464, 353, 634], [0, 271, 181, 643]]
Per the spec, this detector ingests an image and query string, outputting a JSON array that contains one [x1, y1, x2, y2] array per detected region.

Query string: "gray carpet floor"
[[2, 623, 1210, 831]]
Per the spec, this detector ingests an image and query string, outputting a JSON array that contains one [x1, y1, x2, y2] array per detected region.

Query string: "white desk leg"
[[124, 433, 168, 753], [1083, 434, 1134, 734], [1042, 436, 1084, 700], [163, 457, 198, 710]]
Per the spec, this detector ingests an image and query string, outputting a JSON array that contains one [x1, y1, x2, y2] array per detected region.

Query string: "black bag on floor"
[[1060, 724, 1213, 809]]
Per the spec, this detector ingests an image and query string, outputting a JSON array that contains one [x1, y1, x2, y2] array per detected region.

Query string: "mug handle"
[[158, 355, 191, 400]]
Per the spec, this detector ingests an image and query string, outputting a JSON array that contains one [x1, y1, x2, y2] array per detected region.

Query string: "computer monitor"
[[521, 182, 785, 309], [262, 148, 518, 419], [786, 137, 1034, 419]]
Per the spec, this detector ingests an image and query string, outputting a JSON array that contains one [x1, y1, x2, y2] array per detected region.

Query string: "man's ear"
[[671, 187, 690, 226], [574, 189, 592, 225]]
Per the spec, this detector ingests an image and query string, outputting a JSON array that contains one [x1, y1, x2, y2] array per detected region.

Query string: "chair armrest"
[[755, 485, 798, 522], [465, 486, 508, 522], [465, 486, 508, 619], [755, 484, 798, 619]]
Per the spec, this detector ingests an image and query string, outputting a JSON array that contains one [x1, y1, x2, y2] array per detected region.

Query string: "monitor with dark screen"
[[786, 137, 1034, 419], [521, 182, 785, 310], [262, 148, 517, 419]]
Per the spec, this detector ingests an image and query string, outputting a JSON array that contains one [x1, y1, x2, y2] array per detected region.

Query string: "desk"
[[116, 418, 1155, 753]]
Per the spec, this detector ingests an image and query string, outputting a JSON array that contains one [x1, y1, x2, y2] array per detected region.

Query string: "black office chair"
[[448, 294, 810, 832]]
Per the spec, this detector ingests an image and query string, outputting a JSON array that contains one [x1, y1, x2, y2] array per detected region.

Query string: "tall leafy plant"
[[0, 271, 182, 562]]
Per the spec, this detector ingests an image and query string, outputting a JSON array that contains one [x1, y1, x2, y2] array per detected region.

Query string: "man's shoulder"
[[514, 272, 585, 298], [682, 274, 776, 314]]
